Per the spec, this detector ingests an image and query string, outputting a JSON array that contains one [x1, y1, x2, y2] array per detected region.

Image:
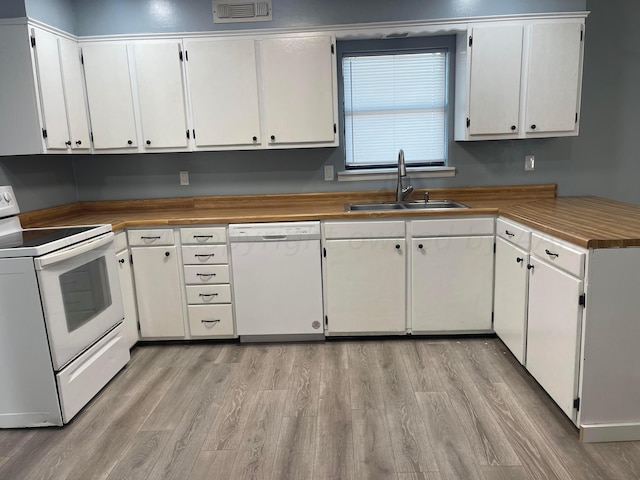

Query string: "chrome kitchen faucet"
[[396, 149, 414, 202]]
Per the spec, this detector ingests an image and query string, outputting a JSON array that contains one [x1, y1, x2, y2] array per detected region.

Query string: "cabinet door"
[[261, 35, 336, 145], [133, 41, 189, 149], [325, 238, 405, 334], [32, 28, 69, 150], [525, 22, 583, 134], [185, 39, 261, 148], [527, 257, 582, 421], [58, 37, 91, 151], [82, 43, 138, 150], [468, 25, 523, 136], [116, 249, 138, 349], [493, 237, 528, 364], [411, 236, 494, 332], [131, 246, 185, 338]]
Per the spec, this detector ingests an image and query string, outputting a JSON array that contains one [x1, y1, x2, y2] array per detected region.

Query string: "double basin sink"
[[346, 199, 468, 212]]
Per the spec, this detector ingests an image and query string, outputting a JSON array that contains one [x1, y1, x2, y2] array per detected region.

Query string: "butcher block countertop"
[[17, 184, 640, 249]]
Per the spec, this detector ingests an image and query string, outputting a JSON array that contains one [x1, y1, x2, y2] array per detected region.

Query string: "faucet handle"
[[424, 191, 430, 203]]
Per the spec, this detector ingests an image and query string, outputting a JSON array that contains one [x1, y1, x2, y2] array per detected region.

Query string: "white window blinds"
[[342, 51, 447, 168]]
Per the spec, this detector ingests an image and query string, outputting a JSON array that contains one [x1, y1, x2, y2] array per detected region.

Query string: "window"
[[340, 41, 450, 170]]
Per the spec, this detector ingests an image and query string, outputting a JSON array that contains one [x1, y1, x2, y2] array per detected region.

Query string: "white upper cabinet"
[[467, 25, 524, 136], [455, 17, 585, 140], [132, 41, 189, 149], [260, 35, 338, 147], [30, 28, 90, 152], [524, 22, 583, 134], [82, 43, 138, 150], [185, 39, 261, 149]]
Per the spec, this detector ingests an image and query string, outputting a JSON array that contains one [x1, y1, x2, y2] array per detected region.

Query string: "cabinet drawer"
[[188, 305, 234, 337], [182, 245, 228, 264], [411, 217, 495, 237], [184, 265, 230, 284], [186, 284, 232, 304], [180, 227, 227, 244], [496, 218, 531, 250], [114, 231, 128, 252], [531, 233, 585, 278], [127, 228, 174, 246], [324, 221, 405, 239]]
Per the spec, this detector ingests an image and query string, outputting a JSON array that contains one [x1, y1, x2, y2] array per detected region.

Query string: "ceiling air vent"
[[213, 0, 272, 23]]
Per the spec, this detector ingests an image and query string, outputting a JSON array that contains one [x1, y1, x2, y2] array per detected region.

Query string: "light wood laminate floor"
[[1, 337, 639, 480]]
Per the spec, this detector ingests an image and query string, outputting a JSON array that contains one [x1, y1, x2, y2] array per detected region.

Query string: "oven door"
[[34, 232, 124, 370]]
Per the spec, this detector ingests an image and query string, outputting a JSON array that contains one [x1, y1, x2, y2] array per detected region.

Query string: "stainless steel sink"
[[346, 200, 468, 212]]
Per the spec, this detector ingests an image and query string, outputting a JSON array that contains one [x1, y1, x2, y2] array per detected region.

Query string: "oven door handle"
[[35, 232, 114, 270]]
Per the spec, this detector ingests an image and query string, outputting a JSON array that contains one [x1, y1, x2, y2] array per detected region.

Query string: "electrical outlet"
[[525, 155, 535, 171], [179, 170, 189, 186], [324, 165, 334, 181]]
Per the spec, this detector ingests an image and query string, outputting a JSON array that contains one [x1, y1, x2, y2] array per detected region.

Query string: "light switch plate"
[[525, 155, 535, 171], [324, 165, 334, 181], [179, 170, 189, 185]]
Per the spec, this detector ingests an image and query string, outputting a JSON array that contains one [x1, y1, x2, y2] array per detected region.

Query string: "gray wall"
[[0, 156, 77, 211], [24, 0, 76, 34], [0, 0, 25, 19], [70, 0, 587, 36]]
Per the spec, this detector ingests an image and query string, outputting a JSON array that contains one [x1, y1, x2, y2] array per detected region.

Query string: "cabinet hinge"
[[30, 36, 36, 48], [192, 129, 196, 139], [333, 123, 336, 134], [81, 53, 84, 65], [325, 315, 328, 327], [580, 30, 583, 42], [466, 117, 470, 128], [491, 311, 494, 327], [579, 293, 586, 307], [42, 128, 47, 139], [185, 50, 189, 61], [130, 254, 133, 265], [179, 51, 183, 61], [90, 131, 94, 143], [468, 36, 472, 47], [186, 130, 190, 139], [323, 247, 327, 258], [493, 242, 496, 254], [331, 44, 334, 54], [573, 397, 581, 410], [575, 112, 578, 123]]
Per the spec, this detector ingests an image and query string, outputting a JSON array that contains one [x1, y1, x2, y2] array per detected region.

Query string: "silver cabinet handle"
[[201, 319, 220, 324], [545, 249, 559, 258]]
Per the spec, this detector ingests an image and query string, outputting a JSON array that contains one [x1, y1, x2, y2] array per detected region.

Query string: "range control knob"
[[3, 192, 11, 203]]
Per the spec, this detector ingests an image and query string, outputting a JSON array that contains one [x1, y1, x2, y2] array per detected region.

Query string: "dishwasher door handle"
[[261, 235, 288, 241]]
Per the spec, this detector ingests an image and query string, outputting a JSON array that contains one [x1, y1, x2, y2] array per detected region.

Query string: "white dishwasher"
[[229, 221, 324, 342]]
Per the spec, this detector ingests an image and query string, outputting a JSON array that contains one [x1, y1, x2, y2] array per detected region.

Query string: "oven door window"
[[59, 256, 112, 333]]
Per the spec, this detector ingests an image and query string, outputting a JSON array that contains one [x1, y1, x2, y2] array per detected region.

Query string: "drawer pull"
[[545, 249, 559, 258], [196, 273, 216, 278], [199, 293, 219, 298], [516, 257, 524, 263], [505, 230, 515, 237], [140, 236, 161, 240], [201, 319, 220, 324], [195, 254, 214, 258], [193, 235, 214, 239]]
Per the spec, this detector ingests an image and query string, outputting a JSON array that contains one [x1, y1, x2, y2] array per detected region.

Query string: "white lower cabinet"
[[130, 240, 185, 338], [410, 218, 495, 333], [493, 237, 529, 363], [115, 248, 139, 349], [181, 227, 235, 339], [527, 256, 583, 421]]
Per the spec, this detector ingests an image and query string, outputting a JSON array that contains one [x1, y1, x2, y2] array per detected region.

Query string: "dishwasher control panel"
[[229, 221, 321, 241]]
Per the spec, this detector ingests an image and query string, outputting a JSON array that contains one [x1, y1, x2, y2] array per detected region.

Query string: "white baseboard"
[[580, 422, 640, 443]]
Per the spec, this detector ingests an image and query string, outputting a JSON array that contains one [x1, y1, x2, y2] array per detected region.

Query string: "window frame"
[[336, 36, 456, 172]]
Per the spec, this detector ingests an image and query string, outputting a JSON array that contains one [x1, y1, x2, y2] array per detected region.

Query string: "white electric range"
[[0, 186, 130, 427]]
